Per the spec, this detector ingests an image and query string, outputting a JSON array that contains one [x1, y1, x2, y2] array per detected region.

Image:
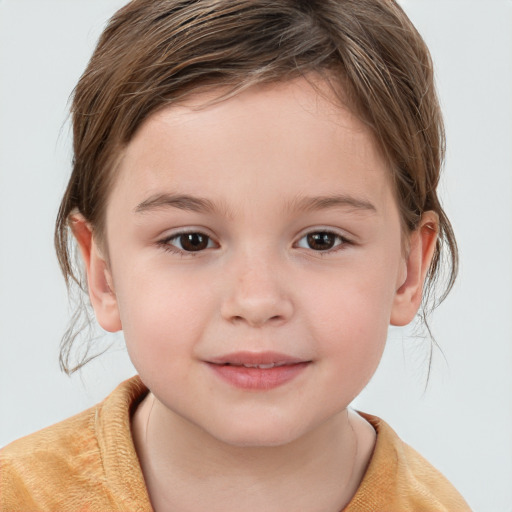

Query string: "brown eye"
[[162, 232, 215, 253], [179, 233, 210, 251], [307, 232, 336, 250], [296, 231, 346, 251]]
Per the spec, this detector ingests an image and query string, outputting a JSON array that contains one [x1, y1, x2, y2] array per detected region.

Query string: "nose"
[[220, 252, 294, 327]]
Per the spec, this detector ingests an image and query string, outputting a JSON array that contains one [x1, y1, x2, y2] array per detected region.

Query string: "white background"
[[0, 1, 511, 511]]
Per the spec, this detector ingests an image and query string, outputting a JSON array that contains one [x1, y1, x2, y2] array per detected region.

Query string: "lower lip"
[[207, 363, 309, 390]]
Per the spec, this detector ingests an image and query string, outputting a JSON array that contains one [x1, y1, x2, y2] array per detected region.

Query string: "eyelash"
[[158, 231, 217, 255], [295, 230, 351, 254], [157, 230, 352, 255]]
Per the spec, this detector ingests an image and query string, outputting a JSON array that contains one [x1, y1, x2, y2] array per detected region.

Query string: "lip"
[[206, 351, 311, 390]]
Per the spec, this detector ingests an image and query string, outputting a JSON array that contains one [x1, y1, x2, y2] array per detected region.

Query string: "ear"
[[71, 214, 122, 332], [390, 211, 439, 326]]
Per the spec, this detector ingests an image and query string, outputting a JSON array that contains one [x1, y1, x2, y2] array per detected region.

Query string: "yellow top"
[[1, 377, 471, 511]]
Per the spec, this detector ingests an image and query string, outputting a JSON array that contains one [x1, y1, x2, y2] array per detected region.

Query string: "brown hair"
[[55, 0, 457, 374]]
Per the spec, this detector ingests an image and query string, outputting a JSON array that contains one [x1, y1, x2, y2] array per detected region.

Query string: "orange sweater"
[[1, 377, 470, 511]]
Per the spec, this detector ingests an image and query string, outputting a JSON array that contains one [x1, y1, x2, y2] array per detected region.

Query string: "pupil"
[[307, 232, 335, 250], [181, 233, 208, 251]]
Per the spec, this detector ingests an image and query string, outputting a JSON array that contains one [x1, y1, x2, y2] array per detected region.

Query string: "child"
[[1, 0, 471, 510]]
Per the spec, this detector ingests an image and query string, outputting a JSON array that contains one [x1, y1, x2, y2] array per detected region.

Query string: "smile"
[[206, 352, 311, 390], [224, 362, 289, 369]]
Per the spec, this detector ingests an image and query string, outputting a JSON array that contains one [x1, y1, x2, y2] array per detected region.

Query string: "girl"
[[1, 0, 471, 510]]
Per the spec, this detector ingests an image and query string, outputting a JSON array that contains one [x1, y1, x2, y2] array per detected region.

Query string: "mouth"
[[208, 351, 309, 367], [206, 351, 311, 390], [221, 362, 290, 369]]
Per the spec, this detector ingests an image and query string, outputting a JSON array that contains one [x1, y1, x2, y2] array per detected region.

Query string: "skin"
[[73, 77, 438, 512]]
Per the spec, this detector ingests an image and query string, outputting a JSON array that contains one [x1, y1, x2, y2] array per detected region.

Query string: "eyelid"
[[293, 227, 354, 252], [157, 225, 217, 241], [155, 226, 354, 255], [157, 228, 219, 254], [294, 226, 353, 241]]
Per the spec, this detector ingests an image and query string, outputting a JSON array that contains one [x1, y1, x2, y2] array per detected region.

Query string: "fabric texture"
[[1, 376, 470, 511]]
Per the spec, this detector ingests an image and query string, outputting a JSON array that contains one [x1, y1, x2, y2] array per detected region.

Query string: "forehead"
[[110, 77, 395, 218]]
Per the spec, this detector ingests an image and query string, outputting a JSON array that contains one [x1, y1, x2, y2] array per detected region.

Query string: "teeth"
[[242, 363, 276, 369], [223, 362, 293, 368]]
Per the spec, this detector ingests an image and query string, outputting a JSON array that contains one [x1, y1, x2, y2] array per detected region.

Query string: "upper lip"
[[207, 351, 309, 367]]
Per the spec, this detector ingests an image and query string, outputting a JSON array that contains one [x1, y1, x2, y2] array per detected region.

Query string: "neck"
[[132, 393, 373, 512]]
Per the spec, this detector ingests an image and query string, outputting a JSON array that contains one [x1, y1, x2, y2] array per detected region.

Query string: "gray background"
[[1, 1, 511, 511]]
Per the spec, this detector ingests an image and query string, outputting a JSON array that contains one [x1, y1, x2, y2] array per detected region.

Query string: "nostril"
[[229, 313, 284, 327], [221, 291, 294, 326]]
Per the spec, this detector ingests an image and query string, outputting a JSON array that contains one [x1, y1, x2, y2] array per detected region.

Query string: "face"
[[95, 78, 417, 447]]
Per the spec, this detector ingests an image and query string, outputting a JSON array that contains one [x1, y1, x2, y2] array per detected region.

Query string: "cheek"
[[308, 299, 387, 406], [112, 263, 214, 366], [302, 260, 398, 375], [310, 262, 397, 330]]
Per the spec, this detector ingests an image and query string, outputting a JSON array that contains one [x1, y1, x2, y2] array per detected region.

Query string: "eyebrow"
[[287, 194, 378, 214], [135, 194, 217, 214], [134, 192, 377, 216]]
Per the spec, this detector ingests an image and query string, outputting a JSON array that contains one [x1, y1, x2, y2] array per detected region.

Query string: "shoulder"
[[344, 413, 472, 512], [0, 400, 104, 510], [0, 376, 151, 511]]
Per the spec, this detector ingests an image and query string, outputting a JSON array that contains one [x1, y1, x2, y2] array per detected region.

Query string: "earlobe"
[[71, 214, 122, 333], [390, 211, 439, 326]]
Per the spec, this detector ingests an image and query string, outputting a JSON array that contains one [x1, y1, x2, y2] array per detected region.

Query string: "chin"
[[203, 416, 309, 449], [214, 431, 298, 449]]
